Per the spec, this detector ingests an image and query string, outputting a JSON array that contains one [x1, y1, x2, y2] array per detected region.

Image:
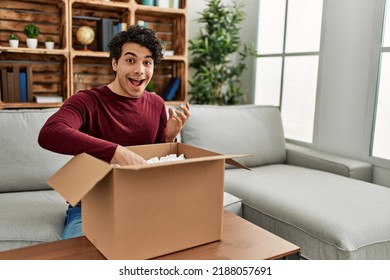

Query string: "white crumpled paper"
[[146, 153, 186, 164]]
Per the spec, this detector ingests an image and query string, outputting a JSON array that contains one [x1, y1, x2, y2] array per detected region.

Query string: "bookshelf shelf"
[[0, 47, 69, 56], [71, 50, 110, 57], [0, 0, 187, 109], [135, 5, 186, 15]]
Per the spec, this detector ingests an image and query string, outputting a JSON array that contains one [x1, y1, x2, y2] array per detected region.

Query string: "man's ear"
[[111, 58, 118, 71]]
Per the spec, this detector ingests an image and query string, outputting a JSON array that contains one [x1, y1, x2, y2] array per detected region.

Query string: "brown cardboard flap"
[[124, 142, 251, 170], [226, 157, 252, 170], [47, 153, 112, 206], [116, 155, 244, 170], [178, 143, 252, 170], [120, 153, 251, 171], [126, 142, 176, 159]]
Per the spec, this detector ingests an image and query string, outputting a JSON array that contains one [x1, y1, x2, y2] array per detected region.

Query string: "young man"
[[38, 25, 190, 239]]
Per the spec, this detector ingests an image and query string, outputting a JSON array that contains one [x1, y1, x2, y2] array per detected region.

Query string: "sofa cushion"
[[223, 192, 242, 217], [0, 190, 67, 251], [225, 164, 390, 259], [181, 105, 286, 167], [286, 143, 373, 182], [0, 109, 71, 193]]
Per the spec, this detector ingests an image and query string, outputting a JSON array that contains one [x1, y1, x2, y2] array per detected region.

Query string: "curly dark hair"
[[108, 25, 165, 66]]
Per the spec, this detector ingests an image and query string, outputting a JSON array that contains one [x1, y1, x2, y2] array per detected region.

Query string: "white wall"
[[187, 0, 390, 187], [315, 0, 381, 158], [314, 0, 389, 186]]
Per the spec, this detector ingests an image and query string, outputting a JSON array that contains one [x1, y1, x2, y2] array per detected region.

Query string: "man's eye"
[[144, 61, 153, 66], [126, 59, 135, 63]]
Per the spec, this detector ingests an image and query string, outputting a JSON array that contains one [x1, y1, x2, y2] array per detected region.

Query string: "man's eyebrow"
[[124, 51, 136, 57], [123, 52, 153, 59]]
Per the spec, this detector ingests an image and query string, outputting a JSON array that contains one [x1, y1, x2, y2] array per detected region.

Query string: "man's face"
[[111, 42, 154, 98]]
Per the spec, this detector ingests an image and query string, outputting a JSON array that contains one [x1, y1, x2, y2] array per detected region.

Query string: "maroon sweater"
[[38, 86, 168, 162]]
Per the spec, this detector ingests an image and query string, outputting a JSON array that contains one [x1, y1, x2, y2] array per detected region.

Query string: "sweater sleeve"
[[38, 94, 117, 162], [155, 104, 168, 143]]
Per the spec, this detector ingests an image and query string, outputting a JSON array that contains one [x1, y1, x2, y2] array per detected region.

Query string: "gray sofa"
[[0, 108, 242, 252], [181, 105, 390, 260], [1, 105, 390, 260], [0, 109, 70, 251]]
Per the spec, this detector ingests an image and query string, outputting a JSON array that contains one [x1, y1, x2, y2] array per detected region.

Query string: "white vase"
[[156, 0, 169, 8], [9, 39, 19, 48], [45, 41, 54, 49], [170, 0, 179, 8], [26, 38, 38, 49]]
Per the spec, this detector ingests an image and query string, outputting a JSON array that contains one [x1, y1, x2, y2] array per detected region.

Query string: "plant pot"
[[45, 41, 54, 50], [26, 38, 38, 49], [9, 39, 19, 48]]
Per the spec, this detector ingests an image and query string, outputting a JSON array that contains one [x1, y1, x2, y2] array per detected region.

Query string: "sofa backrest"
[[0, 109, 71, 193], [180, 105, 286, 168]]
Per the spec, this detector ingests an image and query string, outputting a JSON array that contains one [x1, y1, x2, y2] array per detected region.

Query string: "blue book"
[[162, 77, 180, 101], [19, 71, 27, 102]]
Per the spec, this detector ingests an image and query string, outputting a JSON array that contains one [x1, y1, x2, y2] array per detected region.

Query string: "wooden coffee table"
[[0, 211, 299, 260]]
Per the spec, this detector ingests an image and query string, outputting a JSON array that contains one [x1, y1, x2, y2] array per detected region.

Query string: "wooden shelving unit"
[[0, 0, 187, 109]]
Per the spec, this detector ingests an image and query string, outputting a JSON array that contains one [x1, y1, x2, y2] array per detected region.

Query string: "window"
[[372, 0, 390, 160], [255, 0, 323, 143]]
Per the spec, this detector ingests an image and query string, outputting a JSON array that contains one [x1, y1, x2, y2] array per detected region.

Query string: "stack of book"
[[154, 0, 179, 8], [0, 66, 63, 104], [0, 66, 33, 103], [97, 18, 127, 52], [162, 77, 180, 101], [34, 95, 63, 103]]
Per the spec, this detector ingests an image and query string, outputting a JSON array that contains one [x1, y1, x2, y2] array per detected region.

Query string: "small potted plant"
[[24, 23, 40, 49], [9, 33, 19, 48], [45, 37, 54, 49]]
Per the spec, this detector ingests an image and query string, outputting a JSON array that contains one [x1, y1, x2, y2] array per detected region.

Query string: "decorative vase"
[[142, 0, 155, 5], [9, 39, 19, 48], [26, 38, 38, 49], [45, 41, 54, 49], [170, 0, 179, 8], [156, 0, 169, 8]]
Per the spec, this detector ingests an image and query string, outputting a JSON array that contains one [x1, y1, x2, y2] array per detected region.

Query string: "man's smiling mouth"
[[129, 78, 144, 86]]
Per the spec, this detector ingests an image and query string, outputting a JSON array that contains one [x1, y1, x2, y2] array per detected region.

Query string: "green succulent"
[[24, 23, 40, 39], [9, 33, 18, 40]]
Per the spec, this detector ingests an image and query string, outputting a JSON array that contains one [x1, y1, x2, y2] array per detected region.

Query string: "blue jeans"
[[61, 204, 83, 240]]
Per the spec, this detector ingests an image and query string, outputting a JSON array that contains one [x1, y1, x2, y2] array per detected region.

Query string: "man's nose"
[[133, 62, 144, 74]]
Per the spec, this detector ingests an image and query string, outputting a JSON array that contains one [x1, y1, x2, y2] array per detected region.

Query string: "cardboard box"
[[48, 142, 247, 259]]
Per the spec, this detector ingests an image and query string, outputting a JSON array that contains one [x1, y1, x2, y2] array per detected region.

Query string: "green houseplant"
[[188, 0, 257, 105], [24, 23, 40, 49], [9, 33, 18, 40], [45, 37, 54, 49], [9, 33, 19, 48]]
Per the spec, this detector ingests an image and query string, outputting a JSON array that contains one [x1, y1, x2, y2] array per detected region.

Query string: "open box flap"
[[47, 153, 112, 206], [225, 157, 252, 170], [177, 143, 252, 170], [122, 142, 252, 170], [118, 153, 251, 170]]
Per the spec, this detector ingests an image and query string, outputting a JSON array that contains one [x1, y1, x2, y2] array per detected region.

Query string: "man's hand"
[[110, 145, 146, 166], [165, 102, 190, 143]]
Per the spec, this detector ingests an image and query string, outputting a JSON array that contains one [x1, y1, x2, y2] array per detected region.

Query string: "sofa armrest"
[[285, 143, 372, 182]]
